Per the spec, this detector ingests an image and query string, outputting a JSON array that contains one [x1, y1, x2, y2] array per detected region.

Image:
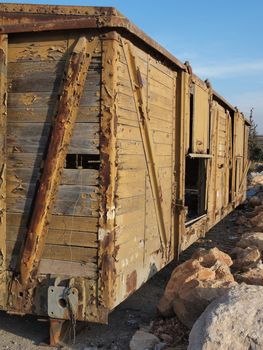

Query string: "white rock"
[[129, 330, 160, 350], [188, 284, 263, 350]]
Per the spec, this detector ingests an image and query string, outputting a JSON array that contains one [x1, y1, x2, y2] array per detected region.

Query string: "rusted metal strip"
[[121, 38, 167, 252], [0, 17, 98, 34], [0, 34, 7, 291], [98, 32, 118, 313], [20, 35, 99, 289], [0, 5, 186, 71]]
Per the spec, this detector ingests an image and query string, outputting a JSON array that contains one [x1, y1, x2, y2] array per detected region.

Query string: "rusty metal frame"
[[121, 38, 168, 254], [97, 31, 119, 313], [20, 36, 100, 293]]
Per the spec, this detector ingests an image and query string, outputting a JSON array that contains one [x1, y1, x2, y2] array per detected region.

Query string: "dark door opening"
[[185, 157, 207, 223]]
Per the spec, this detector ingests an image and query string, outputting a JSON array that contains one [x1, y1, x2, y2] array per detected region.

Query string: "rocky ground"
[[0, 171, 263, 350]]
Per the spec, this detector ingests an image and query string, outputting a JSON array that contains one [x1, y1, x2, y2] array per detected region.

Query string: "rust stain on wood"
[[126, 270, 137, 296]]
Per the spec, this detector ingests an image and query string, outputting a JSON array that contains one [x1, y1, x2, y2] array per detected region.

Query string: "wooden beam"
[[0, 34, 7, 307], [20, 36, 99, 289], [121, 39, 167, 252]]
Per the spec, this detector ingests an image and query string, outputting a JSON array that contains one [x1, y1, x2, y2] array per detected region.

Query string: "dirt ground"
[[0, 202, 250, 350]]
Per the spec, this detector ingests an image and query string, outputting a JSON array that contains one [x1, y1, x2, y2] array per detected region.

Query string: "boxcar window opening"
[[185, 157, 207, 222], [65, 154, 100, 170]]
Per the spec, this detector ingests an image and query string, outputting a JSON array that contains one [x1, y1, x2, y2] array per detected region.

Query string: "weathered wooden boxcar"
[[0, 3, 250, 345]]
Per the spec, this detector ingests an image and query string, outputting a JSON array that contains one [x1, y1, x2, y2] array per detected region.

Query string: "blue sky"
[[3, 0, 263, 132]]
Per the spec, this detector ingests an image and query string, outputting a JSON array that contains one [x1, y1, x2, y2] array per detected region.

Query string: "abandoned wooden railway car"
[[0, 3, 250, 345]]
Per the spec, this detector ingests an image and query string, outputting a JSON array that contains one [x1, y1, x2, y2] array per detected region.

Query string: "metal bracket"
[[48, 286, 78, 320]]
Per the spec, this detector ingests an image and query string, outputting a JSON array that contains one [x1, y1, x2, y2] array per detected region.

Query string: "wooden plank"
[[7, 242, 97, 269], [7, 184, 99, 216], [7, 197, 99, 217], [117, 139, 144, 156], [148, 90, 173, 110], [0, 34, 7, 277], [7, 167, 99, 186], [8, 90, 100, 109], [192, 83, 209, 153], [7, 153, 43, 169], [8, 32, 68, 47], [7, 122, 99, 154], [7, 212, 98, 232], [116, 195, 145, 215], [8, 42, 68, 62], [152, 130, 173, 145], [7, 226, 98, 248], [149, 57, 174, 78], [115, 220, 145, 246], [38, 259, 97, 279], [8, 60, 65, 80], [148, 65, 174, 89], [20, 36, 100, 289], [7, 105, 100, 123]]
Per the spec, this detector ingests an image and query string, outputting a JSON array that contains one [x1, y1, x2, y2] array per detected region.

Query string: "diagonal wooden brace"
[[20, 36, 99, 290], [121, 39, 168, 253]]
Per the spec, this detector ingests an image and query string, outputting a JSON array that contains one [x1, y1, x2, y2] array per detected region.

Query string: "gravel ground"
[[0, 204, 248, 350]]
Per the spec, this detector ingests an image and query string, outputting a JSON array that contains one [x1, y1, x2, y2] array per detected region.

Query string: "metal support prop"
[[121, 38, 167, 253], [20, 36, 99, 291]]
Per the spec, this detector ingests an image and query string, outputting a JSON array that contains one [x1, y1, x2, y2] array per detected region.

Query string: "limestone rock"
[[188, 284, 263, 350], [129, 330, 160, 350], [237, 232, 263, 251], [232, 246, 261, 271], [157, 248, 236, 327], [173, 278, 235, 328], [235, 266, 263, 285], [250, 211, 263, 230], [191, 247, 233, 267], [157, 259, 215, 317]]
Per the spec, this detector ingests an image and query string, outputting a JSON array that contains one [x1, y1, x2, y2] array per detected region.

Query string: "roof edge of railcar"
[[0, 3, 249, 122]]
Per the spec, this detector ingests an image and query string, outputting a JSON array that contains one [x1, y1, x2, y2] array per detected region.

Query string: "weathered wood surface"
[[122, 39, 168, 252], [0, 35, 7, 291], [19, 36, 99, 289], [5, 31, 101, 294], [38, 259, 97, 279]]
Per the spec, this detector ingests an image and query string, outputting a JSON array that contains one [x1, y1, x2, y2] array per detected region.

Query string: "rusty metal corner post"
[[19, 36, 100, 293], [0, 34, 7, 307], [121, 38, 168, 258], [98, 31, 119, 313]]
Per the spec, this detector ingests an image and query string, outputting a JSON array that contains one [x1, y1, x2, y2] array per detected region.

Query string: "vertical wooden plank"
[[192, 84, 209, 154], [0, 35, 7, 273], [224, 112, 230, 208], [169, 71, 177, 258], [0, 34, 7, 308]]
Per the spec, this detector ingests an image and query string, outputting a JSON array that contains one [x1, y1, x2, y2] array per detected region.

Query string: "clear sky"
[[3, 0, 263, 132]]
